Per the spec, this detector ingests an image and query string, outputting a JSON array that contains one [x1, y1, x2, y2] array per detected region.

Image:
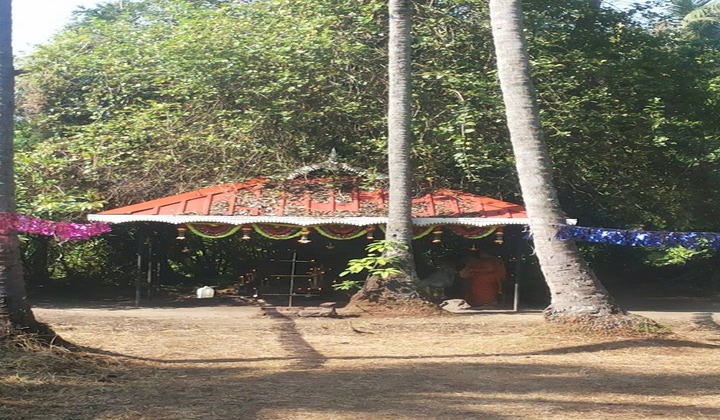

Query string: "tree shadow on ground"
[[77, 305, 719, 367], [32, 295, 262, 310], [84, 308, 720, 364], [12, 308, 720, 420], [614, 294, 720, 313], [87, 336, 719, 365], [9, 357, 720, 419], [690, 312, 720, 330], [263, 308, 328, 369]]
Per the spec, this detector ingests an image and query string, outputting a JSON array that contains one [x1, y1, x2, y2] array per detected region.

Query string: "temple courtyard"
[[2, 297, 719, 419]]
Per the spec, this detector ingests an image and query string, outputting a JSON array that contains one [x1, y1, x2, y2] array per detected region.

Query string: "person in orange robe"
[[459, 253, 507, 306]]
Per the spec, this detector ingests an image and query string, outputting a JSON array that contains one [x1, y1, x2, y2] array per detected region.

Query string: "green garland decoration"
[[186, 224, 242, 239], [253, 224, 304, 240], [449, 225, 498, 239], [378, 224, 436, 240], [412, 225, 436, 240], [315, 225, 369, 240]]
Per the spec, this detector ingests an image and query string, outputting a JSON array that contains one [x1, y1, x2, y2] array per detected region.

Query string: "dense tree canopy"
[[525, 1, 720, 229], [16, 0, 720, 229], [11, 0, 720, 284], [667, 0, 720, 40]]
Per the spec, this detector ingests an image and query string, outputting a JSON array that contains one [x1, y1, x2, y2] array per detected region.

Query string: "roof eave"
[[88, 214, 575, 227]]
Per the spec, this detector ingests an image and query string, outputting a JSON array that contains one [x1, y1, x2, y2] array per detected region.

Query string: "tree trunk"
[[489, 0, 622, 319], [356, 0, 421, 302], [0, 0, 43, 337]]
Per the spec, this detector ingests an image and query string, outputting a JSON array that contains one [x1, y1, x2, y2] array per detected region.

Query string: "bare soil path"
[[3, 298, 719, 420]]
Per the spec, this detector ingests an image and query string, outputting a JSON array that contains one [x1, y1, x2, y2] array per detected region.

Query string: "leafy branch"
[[333, 240, 407, 292]]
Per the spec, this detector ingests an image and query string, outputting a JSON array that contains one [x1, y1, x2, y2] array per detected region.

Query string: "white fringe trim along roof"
[[88, 214, 577, 227]]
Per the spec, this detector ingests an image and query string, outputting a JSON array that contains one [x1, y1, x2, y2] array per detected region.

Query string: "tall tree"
[[14, 0, 720, 287], [665, 0, 720, 39], [489, 0, 623, 320], [355, 0, 422, 302], [0, 0, 42, 337]]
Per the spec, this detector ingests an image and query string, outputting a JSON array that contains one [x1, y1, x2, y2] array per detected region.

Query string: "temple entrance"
[[124, 219, 546, 310], [90, 156, 558, 309]]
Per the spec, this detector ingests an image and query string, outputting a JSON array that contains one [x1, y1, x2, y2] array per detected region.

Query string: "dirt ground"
[[2, 296, 720, 420]]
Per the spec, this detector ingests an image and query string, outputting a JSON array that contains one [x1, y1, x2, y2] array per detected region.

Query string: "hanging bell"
[[176, 226, 187, 240], [241, 226, 252, 240], [298, 227, 312, 244], [431, 227, 443, 244], [494, 226, 505, 245]]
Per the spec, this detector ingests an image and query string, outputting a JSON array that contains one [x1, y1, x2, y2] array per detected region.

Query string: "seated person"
[[459, 252, 506, 306]]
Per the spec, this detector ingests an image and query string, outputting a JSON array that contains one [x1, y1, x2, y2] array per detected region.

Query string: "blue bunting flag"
[[553, 225, 720, 249]]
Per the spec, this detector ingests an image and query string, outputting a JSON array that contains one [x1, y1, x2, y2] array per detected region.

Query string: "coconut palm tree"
[[488, 0, 623, 319], [0, 0, 41, 337], [355, 0, 422, 302], [668, 0, 718, 19], [668, 0, 720, 39]]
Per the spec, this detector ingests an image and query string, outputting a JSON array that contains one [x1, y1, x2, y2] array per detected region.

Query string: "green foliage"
[[331, 279, 364, 291], [167, 233, 277, 282], [15, 0, 720, 229], [667, 0, 720, 40], [340, 240, 406, 280], [11, 0, 720, 285], [646, 246, 712, 266], [33, 237, 136, 286], [632, 319, 672, 335], [51, 240, 115, 281], [16, 0, 395, 209], [524, 0, 720, 230]]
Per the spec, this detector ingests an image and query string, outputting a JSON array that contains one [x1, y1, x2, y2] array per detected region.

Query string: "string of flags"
[[2, 210, 716, 251], [555, 225, 720, 250]]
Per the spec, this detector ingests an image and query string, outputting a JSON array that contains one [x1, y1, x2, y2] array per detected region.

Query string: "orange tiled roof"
[[99, 178, 527, 219]]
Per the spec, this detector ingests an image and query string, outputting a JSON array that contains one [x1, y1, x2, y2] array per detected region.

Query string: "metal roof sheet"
[[95, 177, 527, 221]]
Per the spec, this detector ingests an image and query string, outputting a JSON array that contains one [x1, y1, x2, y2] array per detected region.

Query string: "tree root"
[[345, 294, 445, 317], [544, 313, 671, 337], [0, 321, 73, 349]]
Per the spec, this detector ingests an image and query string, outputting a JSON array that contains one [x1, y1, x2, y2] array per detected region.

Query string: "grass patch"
[[0, 334, 131, 419]]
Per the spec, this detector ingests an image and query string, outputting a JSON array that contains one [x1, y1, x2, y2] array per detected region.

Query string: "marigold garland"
[[178, 222, 507, 242], [314, 225, 369, 240], [186, 224, 241, 239], [449, 225, 498, 239], [378, 224, 436, 240], [253, 224, 304, 240]]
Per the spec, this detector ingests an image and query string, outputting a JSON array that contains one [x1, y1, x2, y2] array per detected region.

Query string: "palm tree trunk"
[[0, 0, 41, 337], [356, 0, 421, 302], [489, 0, 622, 319]]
